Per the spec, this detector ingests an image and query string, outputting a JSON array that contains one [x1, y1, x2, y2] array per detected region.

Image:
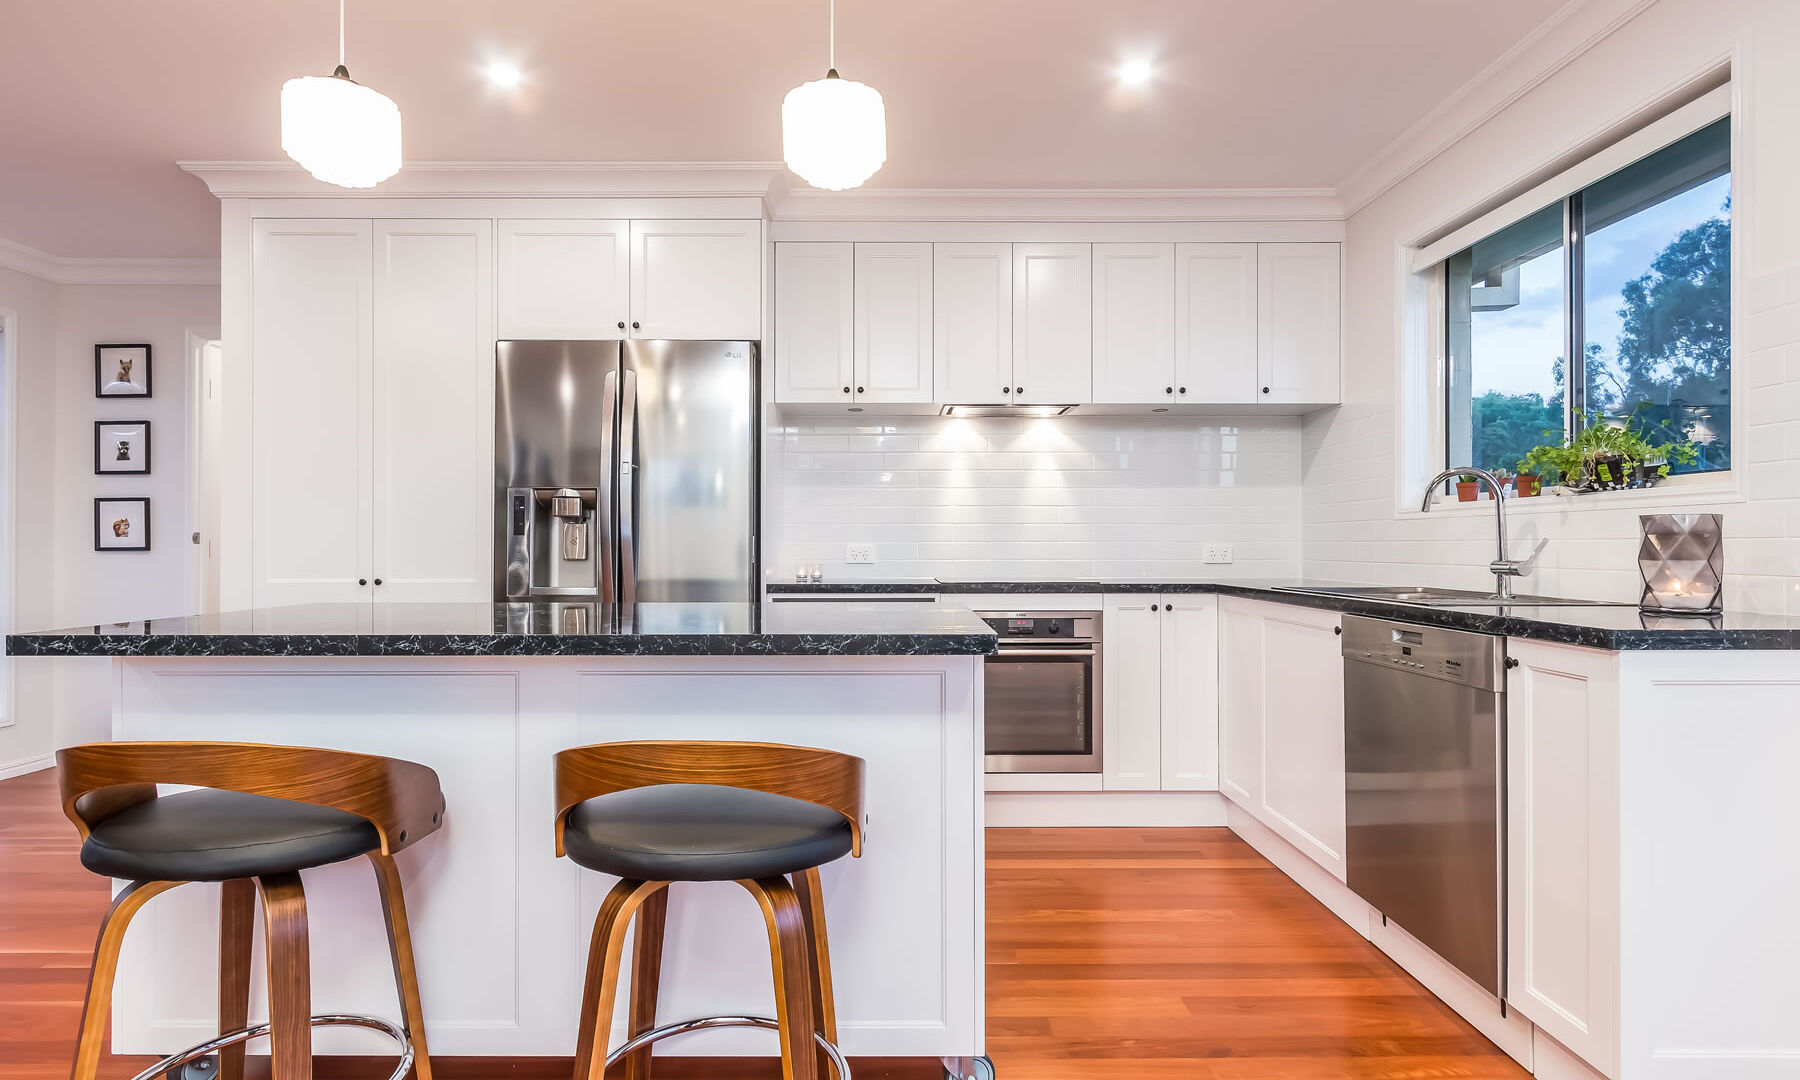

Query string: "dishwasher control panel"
[[1339, 615, 1500, 691]]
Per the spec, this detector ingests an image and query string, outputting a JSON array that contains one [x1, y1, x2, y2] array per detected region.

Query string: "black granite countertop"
[[5, 602, 999, 658], [767, 579, 1799, 651]]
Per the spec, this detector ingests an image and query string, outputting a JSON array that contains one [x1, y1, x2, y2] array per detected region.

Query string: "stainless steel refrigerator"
[[494, 340, 759, 604]]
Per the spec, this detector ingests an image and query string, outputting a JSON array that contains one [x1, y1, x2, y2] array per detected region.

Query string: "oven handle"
[[991, 647, 1099, 658]]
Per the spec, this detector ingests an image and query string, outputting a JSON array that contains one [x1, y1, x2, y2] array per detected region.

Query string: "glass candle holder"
[[1637, 513, 1724, 614]]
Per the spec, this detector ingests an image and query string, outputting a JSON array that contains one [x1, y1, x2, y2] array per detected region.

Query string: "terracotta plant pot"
[[1515, 474, 1542, 497], [1456, 481, 1479, 502]]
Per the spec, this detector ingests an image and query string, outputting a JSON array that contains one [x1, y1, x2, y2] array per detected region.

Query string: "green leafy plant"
[[1517, 411, 1699, 489]]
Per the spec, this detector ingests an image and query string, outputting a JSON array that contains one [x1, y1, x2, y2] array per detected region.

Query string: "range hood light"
[[939, 404, 1076, 419]]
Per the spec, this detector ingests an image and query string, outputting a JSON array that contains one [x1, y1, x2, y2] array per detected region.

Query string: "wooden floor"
[[1, 769, 1525, 1080]]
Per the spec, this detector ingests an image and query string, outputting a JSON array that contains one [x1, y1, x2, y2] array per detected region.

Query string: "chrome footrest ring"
[[126, 1014, 414, 1080], [603, 1014, 850, 1079]]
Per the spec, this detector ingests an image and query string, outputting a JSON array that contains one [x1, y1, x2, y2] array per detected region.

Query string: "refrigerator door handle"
[[618, 367, 639, 606], [598, 369, 619, 604]]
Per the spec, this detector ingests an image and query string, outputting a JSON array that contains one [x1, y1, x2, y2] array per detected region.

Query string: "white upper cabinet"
[[496, 219, 628, 339], [934, 243, 1013, 405], [1258, 242, 1341, 404], [628, 219, 763, 340], [854, 243, 934, 403], [1091, 243, 1176, 404], [1176, 243, 1259, 404], [1012, 243, 1092, 404], [774, 242, 855, 403], [371, 220, 495, 603], [251, 219, 373, 607]]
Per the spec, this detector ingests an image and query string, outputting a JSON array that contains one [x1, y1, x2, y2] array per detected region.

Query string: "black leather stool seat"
[[563, 783, 854, 882], [80, 789, 381, 882]]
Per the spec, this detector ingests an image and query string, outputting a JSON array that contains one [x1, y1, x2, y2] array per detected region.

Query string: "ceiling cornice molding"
[[0, 236, 219, 287], [1335, 0, 1663, 216], [179, 160, 789, 200], [770, 187, 1345, 222]]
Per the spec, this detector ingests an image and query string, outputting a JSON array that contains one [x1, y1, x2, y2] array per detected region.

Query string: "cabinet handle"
[[374, 578, 383, 586], [1151, 604, 1160, 611], [843, 386, 852, 394], [1014, 386, 1023, 394], [1179, 387, 1187, 394], [616, 321, 625, 331], [856, 386, 865, 394], [1505, 656, 1520, 669], [631, 321, 641, 331], [358, 578, 368, 586], [1003, 386, 1011, 394], [1165, 386, 1173, 395], [1262, 386, 1271, 394], [1334, 626, 1342, 636]]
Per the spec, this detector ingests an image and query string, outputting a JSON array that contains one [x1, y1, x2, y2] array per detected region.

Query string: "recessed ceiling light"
[[485, 60, 525, 90], [1117, 58, 1154, 88]]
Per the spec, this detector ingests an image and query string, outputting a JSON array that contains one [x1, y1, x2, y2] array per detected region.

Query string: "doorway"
[[187, 331, 223, 613]]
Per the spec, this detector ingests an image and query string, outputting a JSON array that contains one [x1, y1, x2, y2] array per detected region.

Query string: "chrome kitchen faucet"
[[1419, 466, 1547, 601]]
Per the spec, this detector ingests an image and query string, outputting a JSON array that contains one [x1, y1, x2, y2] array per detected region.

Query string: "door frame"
[[185, 326, 221, 613]]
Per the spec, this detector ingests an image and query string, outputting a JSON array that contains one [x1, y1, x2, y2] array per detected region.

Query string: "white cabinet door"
[[854, 243, 933, 403], [1012, 243, 1092, 404], [933, 243, 1012, 405], [1258, 243, 1341, 404], [629, 219, 762, 340], [774, 242, 854, 404], [496, 219, 628, 339], [1091, 243, 1175, 404], [1175, 243, 1258, 404], [1506, 639, 1620, 1077], [1101, 595, 1162, 790], [251, 219, 373, 607], [1218, 597, 1265, 807], [372, 220, 495, 603], [1159, 596, 1219, 791], [1258, 602, 1347, 879]]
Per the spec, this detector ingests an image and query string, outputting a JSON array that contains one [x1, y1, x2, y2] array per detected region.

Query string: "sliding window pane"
[[1582, 117, 1731, 473], [1445, 203, 1566, 476]]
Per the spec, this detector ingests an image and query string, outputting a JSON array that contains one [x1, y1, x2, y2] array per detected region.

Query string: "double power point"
[[845, 543, 877, 565], [1202, 545, 1234, 565]]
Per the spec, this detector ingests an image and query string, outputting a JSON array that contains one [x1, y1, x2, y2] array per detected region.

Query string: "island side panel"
[[108, 654, 984, 1060]]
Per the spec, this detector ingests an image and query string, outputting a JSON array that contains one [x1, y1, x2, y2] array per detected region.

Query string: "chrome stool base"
[[602, 1014, 851, 1078], [126, 1014, 414, 1080]]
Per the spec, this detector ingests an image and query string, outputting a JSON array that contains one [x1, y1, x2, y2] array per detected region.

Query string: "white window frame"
[[1396, 83, 1742, 516]]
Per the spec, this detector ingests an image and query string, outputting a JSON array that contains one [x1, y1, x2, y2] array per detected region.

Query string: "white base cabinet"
[[1217, 597, 1346, 880], [1101, 594, 1219, 793]]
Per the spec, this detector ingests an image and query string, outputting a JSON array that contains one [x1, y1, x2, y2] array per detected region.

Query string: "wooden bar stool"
[[56, 741, 447, 1080], [553, 740, 865, 1080]]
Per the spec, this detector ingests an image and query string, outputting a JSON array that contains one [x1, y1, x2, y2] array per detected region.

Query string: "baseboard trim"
[[984, 790, 1228, 827], [1223, 799, 1536, 1070], [0, 753, 53, 780]]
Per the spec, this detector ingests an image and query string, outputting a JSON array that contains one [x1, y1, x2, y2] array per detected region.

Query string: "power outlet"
[[1203, 545, 1234, 565], [845, 543, 877, 565]]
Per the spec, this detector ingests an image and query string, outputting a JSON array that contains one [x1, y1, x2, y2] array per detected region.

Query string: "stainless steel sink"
[[1272, 585, 1635, 607]]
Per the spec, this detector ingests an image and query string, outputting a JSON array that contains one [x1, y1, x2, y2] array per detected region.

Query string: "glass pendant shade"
[[281, 68, 402, 189], [782, 71, 886, 191]]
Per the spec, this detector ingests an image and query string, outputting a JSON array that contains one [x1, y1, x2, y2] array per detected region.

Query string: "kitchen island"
[[9, 602, 995, 1072]]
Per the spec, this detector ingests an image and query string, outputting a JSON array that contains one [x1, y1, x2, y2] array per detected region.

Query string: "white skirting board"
[[985, 790, 1228, 828], [0, 752, 53, 780], [1223, 801, 1539, 1072]]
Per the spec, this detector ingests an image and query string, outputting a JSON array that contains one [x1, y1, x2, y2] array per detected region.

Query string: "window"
[[1445, 118, 1731, 479]]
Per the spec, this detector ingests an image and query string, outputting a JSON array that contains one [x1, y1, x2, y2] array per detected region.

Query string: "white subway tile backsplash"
[[768, 413, 1303, 582]]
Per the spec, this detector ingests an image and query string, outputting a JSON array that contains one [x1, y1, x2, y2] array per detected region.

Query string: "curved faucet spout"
[[1419, 466, 1534, 600]]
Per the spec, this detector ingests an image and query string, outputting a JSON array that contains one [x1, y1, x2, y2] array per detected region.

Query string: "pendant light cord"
[[338, 0, 346, 68], [828, 0, 835, 72]]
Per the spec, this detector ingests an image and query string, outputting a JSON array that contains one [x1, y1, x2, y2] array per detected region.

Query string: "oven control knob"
[[1047, 620, 1062, 636]]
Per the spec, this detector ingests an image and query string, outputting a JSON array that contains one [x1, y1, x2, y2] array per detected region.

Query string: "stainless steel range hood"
[[939, 404, 1077, 419]]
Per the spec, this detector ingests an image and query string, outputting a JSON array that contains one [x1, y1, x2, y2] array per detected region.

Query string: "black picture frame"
[[94, 497, 151, 552], [94, 420, 152, 475], [95, 343, 152, 398]]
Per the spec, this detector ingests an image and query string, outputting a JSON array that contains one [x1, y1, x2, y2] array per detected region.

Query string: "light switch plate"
[[1203, 545, 1234, 565], [845, 543, 876, 565]]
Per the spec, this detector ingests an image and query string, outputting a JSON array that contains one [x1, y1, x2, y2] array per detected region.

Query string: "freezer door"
[[620, 340, 758, 603]]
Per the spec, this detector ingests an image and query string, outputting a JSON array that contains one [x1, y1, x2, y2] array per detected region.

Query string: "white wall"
[[767, 413, 1302, 582], [1303, 0, 1800, 614]]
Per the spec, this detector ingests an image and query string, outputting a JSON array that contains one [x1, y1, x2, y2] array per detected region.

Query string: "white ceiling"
[[2, 0, 1572, 259]]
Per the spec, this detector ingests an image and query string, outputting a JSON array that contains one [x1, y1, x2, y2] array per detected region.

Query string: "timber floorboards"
[[1, 769, 1526, 1080]]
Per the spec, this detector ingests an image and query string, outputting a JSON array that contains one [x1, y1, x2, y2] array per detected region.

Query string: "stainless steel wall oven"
[[978, 611, 1102, 773]]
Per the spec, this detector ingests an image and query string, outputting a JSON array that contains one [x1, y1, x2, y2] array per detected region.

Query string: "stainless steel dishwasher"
[[1342, 615, 1505, 1000]]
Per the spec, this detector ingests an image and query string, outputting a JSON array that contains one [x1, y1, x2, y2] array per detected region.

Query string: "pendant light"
[[280, 0, 402, 188], [781, 0, 886, 191]]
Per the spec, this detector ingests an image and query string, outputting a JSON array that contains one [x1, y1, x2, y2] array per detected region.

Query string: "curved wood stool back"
[[57, 741, 447, 1080], [553, 740, 865, 1080]]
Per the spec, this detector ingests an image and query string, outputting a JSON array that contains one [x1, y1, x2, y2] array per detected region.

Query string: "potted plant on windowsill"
[[1455, 474, 1482, 501], [1518, 412, 1699, 494]]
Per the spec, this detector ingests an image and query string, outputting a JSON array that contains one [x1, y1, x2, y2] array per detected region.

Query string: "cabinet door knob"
[[1003, 386, 1011, 394], [1179, 387, 1187, 394], [843, 386, 852, 394], [1151, 603, 1160, 611], [856, 386, 865, 394], [1262, 386, 1271, 394], [1165, 386, 1173, 395], [1014, 387, 1023, 394], [1334, 626, 1343, 636], [616, 321, 625, 331], [358, 578, 368, 586], [631, 321, 641, 330], [374, 578, 383, 586]]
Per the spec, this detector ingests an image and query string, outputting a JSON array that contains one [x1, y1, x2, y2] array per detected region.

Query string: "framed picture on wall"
[[95, 343, 151, 398], [94, 497, 150, 552], [94, 421, 151, 475]]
